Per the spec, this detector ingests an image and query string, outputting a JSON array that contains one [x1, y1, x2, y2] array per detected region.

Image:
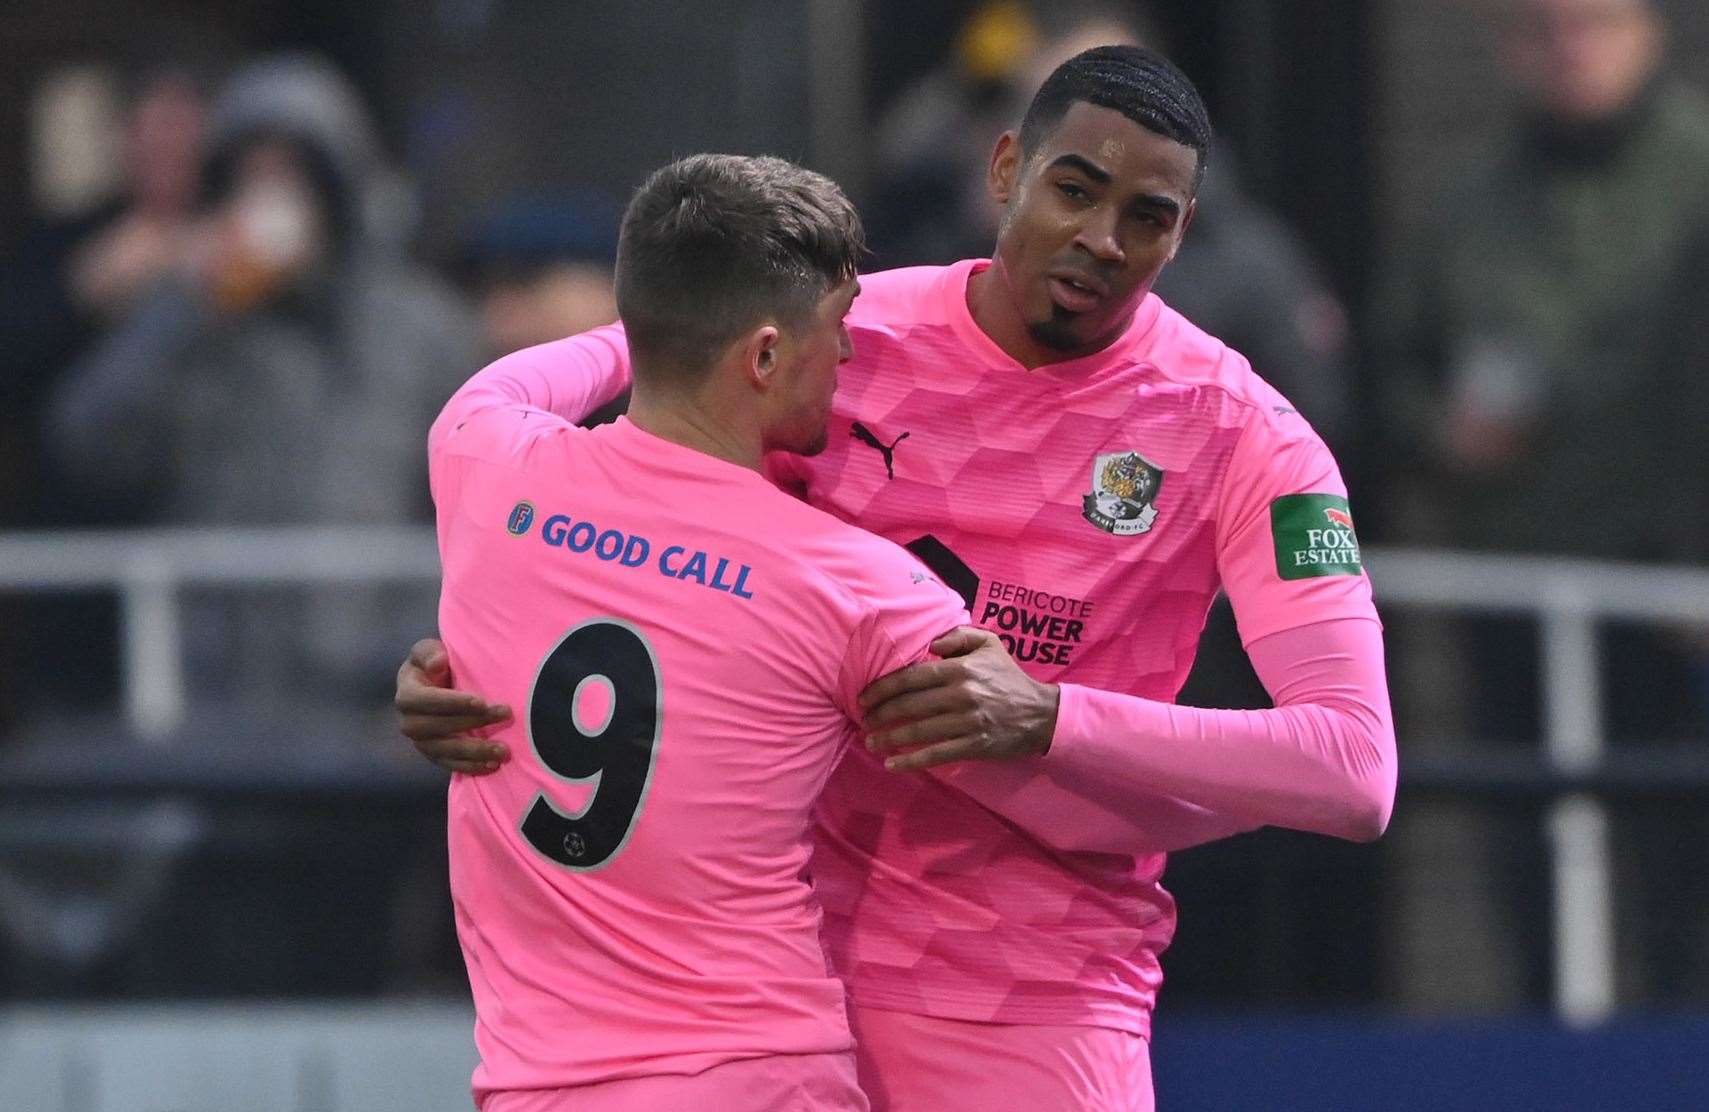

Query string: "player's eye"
[[1056, 181, 1087, 201]]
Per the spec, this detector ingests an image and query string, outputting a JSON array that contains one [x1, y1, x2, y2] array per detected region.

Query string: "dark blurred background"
[[2, 2, 1707, 1109]]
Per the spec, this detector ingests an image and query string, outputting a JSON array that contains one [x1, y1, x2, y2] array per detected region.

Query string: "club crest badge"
[[1082, 451, 1164, 536]]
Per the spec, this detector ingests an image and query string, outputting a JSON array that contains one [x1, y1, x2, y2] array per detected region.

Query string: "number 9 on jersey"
[[521, 618, 663, 870]]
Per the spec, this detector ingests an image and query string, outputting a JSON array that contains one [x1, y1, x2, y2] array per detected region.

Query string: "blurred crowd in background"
[[0, 0, 1706, 1014]]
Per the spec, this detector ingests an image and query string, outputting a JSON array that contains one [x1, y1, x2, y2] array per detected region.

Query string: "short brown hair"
[[615, 154, 864, 381]]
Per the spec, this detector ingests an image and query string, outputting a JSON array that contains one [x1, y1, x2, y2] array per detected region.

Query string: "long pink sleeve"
[[930, 756, 1258, 855], [430, 323, 632, 452], [1041, 616, 1396, 843]]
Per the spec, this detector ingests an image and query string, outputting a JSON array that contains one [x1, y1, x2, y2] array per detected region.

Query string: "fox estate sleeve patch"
[[1270, 493, 1362, 579]]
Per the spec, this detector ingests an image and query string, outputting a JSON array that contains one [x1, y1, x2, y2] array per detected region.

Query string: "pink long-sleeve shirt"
[[431, 391, 968, 1097]]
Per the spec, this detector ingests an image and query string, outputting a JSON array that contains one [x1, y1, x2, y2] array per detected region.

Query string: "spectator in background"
[[868, 1, 1150, 270], [0, 59, 214, 733], [1376, 0, 1709, 742], [1, 65, 210, 479], [45, 54, 478, 731], [456, 192, 620, 360], [1376, 0, 1709, 1010], [1, 62, 211, 524], [866, 0, 1046, 268]]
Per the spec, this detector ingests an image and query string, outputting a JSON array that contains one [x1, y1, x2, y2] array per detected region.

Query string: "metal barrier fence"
[[3, 527, 1709, 1024]]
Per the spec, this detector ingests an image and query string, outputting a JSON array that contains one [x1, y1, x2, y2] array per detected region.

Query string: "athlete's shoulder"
[[769, 494, 958, 613], [759, 489, 909, 574], [1143, 295, 1256, 392], [855, 262, 957, 297], [849, 262, 964, 328], [431, 379, 589, 472], [1146, 296, 1319, 445]]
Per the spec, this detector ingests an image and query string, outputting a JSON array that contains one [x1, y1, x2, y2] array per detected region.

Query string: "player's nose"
[[1073, 208, 1125, 266]]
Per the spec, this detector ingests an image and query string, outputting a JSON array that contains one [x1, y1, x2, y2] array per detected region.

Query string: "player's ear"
[[744, 324, 783, 391], [989, 131, 1022, 205]]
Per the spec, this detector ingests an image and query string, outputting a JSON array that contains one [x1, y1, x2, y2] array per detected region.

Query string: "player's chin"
[[764, 422, 828, 459], [798, 426, 830, 457], [1025, 311, 1094, 352], [1034, 298, 1128, 350], [776, 423, 830, 458]]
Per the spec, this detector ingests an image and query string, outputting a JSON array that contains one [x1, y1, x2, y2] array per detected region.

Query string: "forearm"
[[1043, 617, 1395, 842], [431, 323, 630, 448], [933, 759, 1259, 854]]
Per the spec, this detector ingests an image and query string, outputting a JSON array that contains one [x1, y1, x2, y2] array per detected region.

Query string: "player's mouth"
[[1047, 270, 1108, 314]]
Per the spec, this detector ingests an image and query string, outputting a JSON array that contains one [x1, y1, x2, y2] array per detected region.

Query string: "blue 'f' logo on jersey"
[[507, 501, 536, 536]]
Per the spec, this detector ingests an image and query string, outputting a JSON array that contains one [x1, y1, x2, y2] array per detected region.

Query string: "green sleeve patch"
[[1271, 493, 1362, 580]]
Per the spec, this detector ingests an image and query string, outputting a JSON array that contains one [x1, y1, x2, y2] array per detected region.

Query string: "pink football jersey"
[[772, 259, 1378, 1037], [429, 391, 966, 1098]]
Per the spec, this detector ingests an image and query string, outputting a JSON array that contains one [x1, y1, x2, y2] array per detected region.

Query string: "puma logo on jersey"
[[850, 421, 910, 479]]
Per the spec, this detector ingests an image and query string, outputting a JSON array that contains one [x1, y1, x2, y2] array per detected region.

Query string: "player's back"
[[430, 403, 963, 1098]]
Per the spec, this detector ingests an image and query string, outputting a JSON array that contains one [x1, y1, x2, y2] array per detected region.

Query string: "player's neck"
[[627, 386, 763, 473]]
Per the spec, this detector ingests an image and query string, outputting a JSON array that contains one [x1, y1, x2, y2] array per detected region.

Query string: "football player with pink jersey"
[[431, 154, 971, 1111], [405, 47, 1397, 1111]]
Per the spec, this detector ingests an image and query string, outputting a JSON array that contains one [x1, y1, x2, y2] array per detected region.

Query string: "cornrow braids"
[[1018, 45, 1213, 189]]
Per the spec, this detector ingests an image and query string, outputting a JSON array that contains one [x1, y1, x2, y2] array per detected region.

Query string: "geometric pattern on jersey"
[[773, 259, 1371, 1036]]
